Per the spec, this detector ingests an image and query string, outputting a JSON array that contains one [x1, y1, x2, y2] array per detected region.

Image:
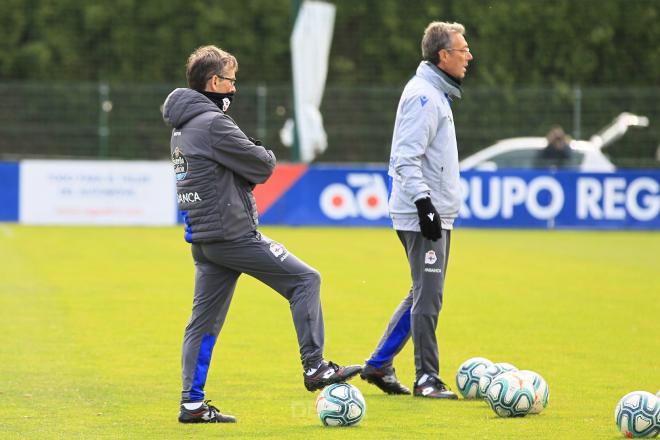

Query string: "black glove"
[[415, 197, 442, 241], [248, 136, 263, 146]]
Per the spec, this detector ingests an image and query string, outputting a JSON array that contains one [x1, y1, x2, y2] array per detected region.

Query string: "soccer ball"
[[315, 383, 366, 427], [478, 362, 518, 398], [614, 391, 660, 438], [456, 357, 494, 399], [518, 370, 550, 414], [485, 371, 535, 418]]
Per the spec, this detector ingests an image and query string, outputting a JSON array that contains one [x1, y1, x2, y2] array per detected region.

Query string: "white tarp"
[[19, 160, 177, 225], [285, 0, 336, 162]]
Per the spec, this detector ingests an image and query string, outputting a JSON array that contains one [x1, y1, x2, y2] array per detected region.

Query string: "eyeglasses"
[[215, 74, 237, 86], [445, 47, 471, 54]]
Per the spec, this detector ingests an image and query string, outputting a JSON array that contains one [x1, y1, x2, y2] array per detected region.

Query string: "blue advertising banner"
[[0, 162, 19, 222], [260, 165, 392, 226], [259, 166, 660, 230], [457, 170, 659, 229]]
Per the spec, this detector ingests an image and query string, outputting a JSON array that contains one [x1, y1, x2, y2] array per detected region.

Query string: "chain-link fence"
[[1, 82, 658, 167]]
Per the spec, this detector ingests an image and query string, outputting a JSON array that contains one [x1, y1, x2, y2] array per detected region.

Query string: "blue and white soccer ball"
[[315, 383, 366, 427], [485, 371, 535, 418], [456, 357, 494, 399], [478, 362, 518, 398], [614, 391, 660, 438], [518, 370, 550, 414]]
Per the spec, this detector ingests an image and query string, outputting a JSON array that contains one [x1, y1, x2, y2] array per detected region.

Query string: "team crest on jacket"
[[270, 242, 285, 257], [425, 250, 437, 265], [172, 146, 188, 181], [269, 242, 289, 261]]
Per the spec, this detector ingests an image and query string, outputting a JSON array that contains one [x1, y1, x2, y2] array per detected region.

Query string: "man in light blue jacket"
[[360, 22, 473, 398]]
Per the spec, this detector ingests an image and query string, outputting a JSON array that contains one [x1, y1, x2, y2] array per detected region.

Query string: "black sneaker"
[[360, 364, 411, 395], [413, 374, 458, 399], [303, 360, 362, 392], [178, 400, 237, 423]]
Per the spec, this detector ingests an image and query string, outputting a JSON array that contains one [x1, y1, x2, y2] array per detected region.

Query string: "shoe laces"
[[203, 400, 221, 416], [432, 376, 451, 390], [326, 361, 340, 372], [418, 374, 449, 389]]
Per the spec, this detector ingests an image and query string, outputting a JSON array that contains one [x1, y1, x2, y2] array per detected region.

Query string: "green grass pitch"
[[1, 225, 658, 439]]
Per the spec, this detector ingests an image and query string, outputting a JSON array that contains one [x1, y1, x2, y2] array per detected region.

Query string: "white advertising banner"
[[20, 160, 176, 225]]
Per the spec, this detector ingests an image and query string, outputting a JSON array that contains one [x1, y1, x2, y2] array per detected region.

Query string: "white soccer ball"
[[478, 362, 518, 398], [614, 391, 660, 438], [456, 357, 494, 399], [316, 383, 366, 427], [485, 371, 535, 418], [518, 370, 550, 414]]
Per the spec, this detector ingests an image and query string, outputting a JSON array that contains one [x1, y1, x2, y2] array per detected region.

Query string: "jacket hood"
[[162, 88, 219, 128], [416, 61, 463, 99]]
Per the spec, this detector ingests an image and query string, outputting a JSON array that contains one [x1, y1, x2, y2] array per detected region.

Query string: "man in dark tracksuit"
[[162, 45, 360, 424], [360, 22, 473, 398]]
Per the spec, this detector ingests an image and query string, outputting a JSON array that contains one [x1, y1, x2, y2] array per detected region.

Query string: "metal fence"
[[0, 82, 658, 167]]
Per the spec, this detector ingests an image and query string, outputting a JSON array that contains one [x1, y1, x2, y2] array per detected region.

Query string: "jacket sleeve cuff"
[[413, 191, 431, 203]]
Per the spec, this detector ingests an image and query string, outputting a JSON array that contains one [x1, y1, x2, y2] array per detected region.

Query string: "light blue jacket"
[[388, 61, 463, 230]]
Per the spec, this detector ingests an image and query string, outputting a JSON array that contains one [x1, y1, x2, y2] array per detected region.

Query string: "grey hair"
[[421, 22, 466, 65], [185, 45, 238, 91]]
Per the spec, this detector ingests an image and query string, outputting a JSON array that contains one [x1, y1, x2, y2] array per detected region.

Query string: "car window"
[[533, 149, 584, 169], [483, 149, 584, 169], [486, 150, 539, 168]]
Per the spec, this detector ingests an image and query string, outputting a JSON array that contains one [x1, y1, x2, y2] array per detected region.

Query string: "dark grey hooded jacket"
[[162, 88, 275, 243]]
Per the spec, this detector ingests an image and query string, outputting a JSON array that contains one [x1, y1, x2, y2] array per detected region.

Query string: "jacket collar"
[[416, 61, 463, 99]]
